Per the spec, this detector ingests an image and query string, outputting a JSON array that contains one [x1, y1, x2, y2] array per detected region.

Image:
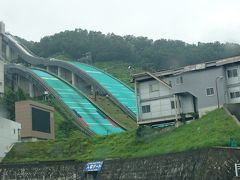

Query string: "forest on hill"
[[20, 29, 240, 71]]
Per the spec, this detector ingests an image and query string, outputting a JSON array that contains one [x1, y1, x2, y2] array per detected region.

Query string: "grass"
[[2, 108, 240, 164], [91, 61, 140, 129], [93, 61, 143, 88], [92, 96, 137, 130], [35, 99, 86, 139]]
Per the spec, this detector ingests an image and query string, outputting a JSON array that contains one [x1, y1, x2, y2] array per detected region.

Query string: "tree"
[[3, 87, 27, 120], [18, 29, 240, 71]]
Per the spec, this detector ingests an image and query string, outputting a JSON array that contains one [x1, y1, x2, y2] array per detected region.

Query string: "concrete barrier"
[[0, 148, 240, 180]]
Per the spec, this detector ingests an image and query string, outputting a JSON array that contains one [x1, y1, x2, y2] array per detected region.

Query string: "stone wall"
[[0, 148, 240, 180], [0, 160, 84, 180]]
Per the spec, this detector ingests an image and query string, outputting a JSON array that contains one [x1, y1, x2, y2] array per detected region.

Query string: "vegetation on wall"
[[1, 87, 84, 139], [1, 87, 27, 120]]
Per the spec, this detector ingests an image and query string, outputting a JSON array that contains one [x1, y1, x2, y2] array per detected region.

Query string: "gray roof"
[[133, 55, 240, 80]]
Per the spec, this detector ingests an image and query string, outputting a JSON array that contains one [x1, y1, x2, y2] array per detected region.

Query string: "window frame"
[[230, 92, 235, 99], [171, 100, 181, 109], [176, 76, 183, 85], [171, 101, 175, 109], [149, 83, 159, 92], [236, 91, 240, 98], [230, 91, 240, 99], [227, 68, 238, 78], [142, 105, 151, 114], [206, 87, 215, 96]]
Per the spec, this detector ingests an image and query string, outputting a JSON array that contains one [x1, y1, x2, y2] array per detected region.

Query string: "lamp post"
[[44, 90, 49, 101], [215, 76, 223, 108]]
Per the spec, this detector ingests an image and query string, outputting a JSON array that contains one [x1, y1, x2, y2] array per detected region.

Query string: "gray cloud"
[[0, 0, 240, 43]]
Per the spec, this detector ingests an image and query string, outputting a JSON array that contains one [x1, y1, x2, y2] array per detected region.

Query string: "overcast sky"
[[1, 0, 240, 43]]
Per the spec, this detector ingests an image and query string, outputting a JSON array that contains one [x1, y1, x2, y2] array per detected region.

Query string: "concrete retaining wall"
[[0, 148, 239, 180]]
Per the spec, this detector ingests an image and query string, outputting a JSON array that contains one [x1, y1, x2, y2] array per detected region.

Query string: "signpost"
[[84, 161, 103, 180], [84, 161, 103, 172]]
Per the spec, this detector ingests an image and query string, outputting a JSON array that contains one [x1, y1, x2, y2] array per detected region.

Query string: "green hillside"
[[93, 96, 137, 129], [2, 108, 240, 164], [19, 30, 240, 71]]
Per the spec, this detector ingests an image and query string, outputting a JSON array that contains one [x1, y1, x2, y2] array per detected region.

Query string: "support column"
[[72, 73, 76, 86], [14, 75, 19, 91], [6, 45, 11, 61], [0, 36, 2, 57], [57, 67, 62, 77], [134, 80, 140, 122], [174, 94, 179, 127], [29, 83, 34, 98]]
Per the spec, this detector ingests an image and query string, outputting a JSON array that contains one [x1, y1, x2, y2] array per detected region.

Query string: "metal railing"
[[235, 163, 240, 177]]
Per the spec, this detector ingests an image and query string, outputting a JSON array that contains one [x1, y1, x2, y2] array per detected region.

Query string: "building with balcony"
[[133, 56, 240, 125]]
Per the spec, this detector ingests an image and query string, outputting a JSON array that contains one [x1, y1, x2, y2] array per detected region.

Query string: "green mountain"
[[18, 30, 240, 71]]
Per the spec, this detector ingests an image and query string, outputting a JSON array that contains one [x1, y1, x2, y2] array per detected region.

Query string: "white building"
[[133, 56, 240, 125], [0, 117, 21, 161]]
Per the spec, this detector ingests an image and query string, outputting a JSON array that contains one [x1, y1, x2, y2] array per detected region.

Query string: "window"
[[171, 100, 181, 109], [230, 92, 235, 99], [236, 91, 240, 98], [206, 88, 214, 96], [230, 91, 240, 99], [0, 82, 2, 86], [149, 83, 159, 92], [32, 108, 51, 133], [227, 69, 238, 78], [176, 76, 183, 85], [142, 105, 151, 113], [171, 101, 175, 109]]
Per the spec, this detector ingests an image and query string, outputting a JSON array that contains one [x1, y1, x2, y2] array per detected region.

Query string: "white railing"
[[235, 163, 240, 177]]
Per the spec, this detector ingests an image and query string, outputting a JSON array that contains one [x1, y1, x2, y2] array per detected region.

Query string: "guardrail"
[[235, 163, 240, 177]]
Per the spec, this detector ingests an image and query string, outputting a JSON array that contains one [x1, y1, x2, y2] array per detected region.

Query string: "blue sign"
[[84, 161, 103, 172]]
